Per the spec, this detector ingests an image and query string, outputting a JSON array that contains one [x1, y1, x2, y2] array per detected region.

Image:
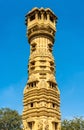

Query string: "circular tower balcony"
[[25, 7, 58, 43]]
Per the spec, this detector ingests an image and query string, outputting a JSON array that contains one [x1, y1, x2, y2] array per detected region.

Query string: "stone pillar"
[[23, 7, 61, 130]]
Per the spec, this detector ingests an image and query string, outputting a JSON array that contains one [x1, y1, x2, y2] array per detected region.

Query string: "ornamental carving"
[[44, 121, 49, 130], [39, 80, 47, 88], [38, 121, 43, 130], [38, 120, 49, 130], [45, 124, 49, 130]]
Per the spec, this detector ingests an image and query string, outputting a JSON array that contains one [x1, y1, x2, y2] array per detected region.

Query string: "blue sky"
[[0, 0, 84, 119]]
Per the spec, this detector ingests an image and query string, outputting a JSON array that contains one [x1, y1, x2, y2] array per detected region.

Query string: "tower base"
[[23, 116, 61, 130]]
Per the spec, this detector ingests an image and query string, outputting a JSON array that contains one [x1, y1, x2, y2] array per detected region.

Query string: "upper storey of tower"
[[25, 7, 58, 42]]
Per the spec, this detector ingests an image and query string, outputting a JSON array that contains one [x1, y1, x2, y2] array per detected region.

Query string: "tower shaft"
[[22, 8, 61, 130]]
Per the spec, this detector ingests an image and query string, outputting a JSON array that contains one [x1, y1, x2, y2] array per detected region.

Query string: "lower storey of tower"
[[23, 116, 61, 130]]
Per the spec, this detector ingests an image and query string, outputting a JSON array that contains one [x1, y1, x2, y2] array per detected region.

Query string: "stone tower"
[[22, 8, 61, 130]]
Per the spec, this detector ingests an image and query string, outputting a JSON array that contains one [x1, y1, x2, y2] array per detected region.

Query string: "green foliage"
[[0, 108, 84, 130], [61, 117, 84, 130], [0, 108, 22, 130]]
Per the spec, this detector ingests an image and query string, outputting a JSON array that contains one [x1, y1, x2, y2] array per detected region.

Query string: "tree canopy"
[[61, 117, 84, 130], [0, 107, 84, 130], [0, 108, 22, 130]]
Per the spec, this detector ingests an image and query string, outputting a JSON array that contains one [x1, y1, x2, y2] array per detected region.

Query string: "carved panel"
[[38, 121, 43, 130], [44, 120, 49, 130]]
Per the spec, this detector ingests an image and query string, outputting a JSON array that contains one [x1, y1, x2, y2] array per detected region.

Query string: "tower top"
[[25, 7, 57, 19], [25, 7, 58, 43]]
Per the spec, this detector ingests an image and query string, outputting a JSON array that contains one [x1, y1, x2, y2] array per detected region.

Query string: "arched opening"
[[30, 14, 35, 21]]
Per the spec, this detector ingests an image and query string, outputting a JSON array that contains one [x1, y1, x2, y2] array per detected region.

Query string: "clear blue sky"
[[0, 0, 84, 119]]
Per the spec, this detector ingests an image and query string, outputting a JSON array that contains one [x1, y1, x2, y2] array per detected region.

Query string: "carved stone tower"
[[22, 8, 61, 130]]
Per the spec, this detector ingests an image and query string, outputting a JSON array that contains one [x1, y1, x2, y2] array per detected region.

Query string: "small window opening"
[[30, 66, 35, 70], [55, 123, 58, 130], [50, 61, 54, 66], [49, 82, 56, 88], [50, 67, 54, 72], [28, 122, 32, 130], [30, 14, 35, 21], [28, 81, 37, 88], [48, 43, 53, 48], [40, 66, 46, 68], [50, 16, 54, 23], [31, 43, 36, 52], [31, 61, 35, 65], [48, 43, 53, 52], [40, 73, 46, 75], [52, 83, 54, 88], [39, 60, 46, 62], [39, 77, 46, 79], [32, 44, 36, 48], [31, 83, 33, 87], [53, 103, 55, 108], [31, 103, 33, 107]]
